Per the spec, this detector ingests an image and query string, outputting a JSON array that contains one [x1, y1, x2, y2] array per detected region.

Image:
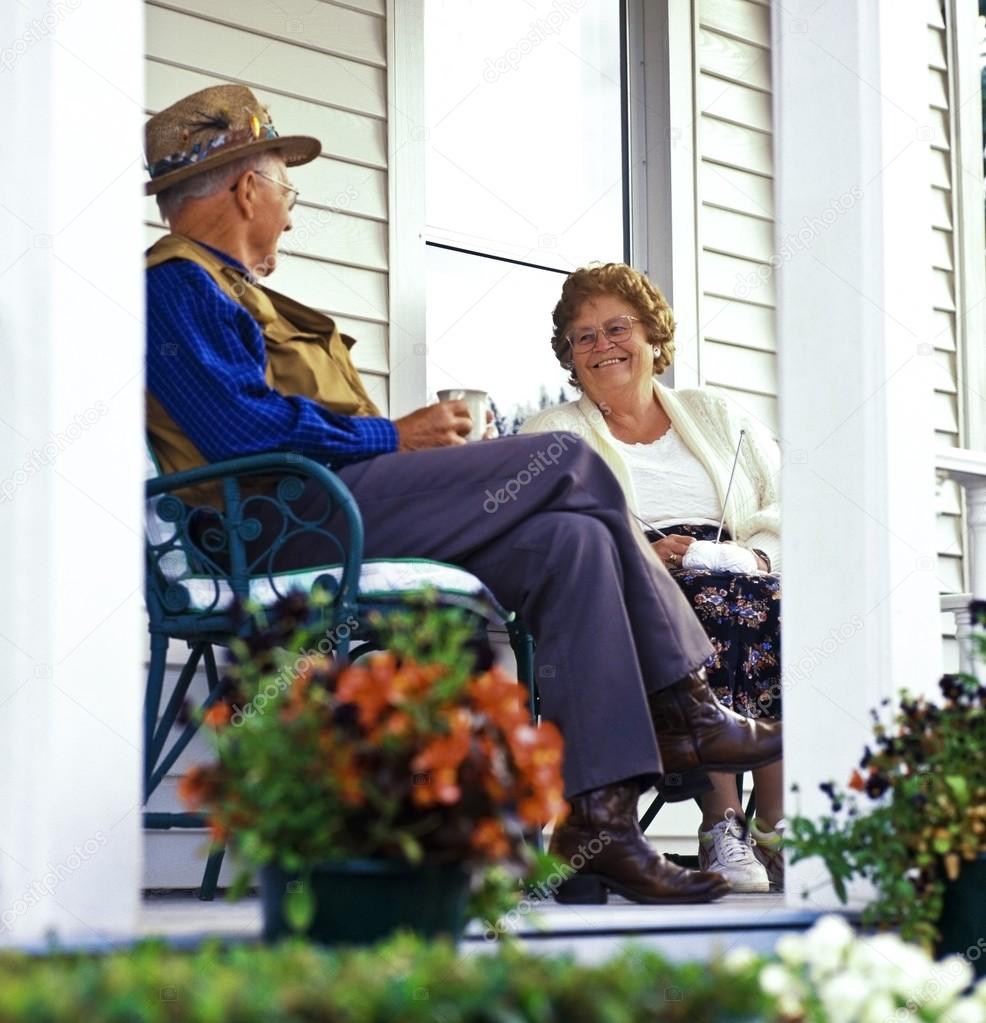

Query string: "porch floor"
[[140, 891, 825, 963]]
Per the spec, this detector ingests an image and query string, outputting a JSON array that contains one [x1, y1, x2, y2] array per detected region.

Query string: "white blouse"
[[609, 426, 723, 530]]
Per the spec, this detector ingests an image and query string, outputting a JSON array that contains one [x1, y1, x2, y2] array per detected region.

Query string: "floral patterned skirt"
[[661, 523, 782, 720]]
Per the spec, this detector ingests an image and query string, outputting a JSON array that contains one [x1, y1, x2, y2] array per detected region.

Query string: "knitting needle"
[[631, 511, 667, 539], [715, 429, 746, 544]]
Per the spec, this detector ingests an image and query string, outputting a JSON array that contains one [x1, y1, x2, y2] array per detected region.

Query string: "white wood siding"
[[929, 0, 965, 669], [694, 0, 778, 434], [143, 0, 390, 887]]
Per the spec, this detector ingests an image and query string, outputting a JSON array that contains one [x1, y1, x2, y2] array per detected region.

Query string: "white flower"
[[761, 963, 803, 1005], [940, 999, 986, 1023], [802, 915, 855, 981], [818, 972, 871, 1023], [776, 933, 808, 968], [847, 934, 933, 999], [973, 978, 986, 1005], [858, 991, 898, 1023], [722, 947, 758, 973], [923, 957, 976, 1012]]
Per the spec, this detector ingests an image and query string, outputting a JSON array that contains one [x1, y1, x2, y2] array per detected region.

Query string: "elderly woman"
[[520, 263, 783, 893]]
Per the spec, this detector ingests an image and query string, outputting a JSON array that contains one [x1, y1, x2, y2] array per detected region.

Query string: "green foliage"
[[0, 935, 770, 1023], [786, 614, 986, 949]]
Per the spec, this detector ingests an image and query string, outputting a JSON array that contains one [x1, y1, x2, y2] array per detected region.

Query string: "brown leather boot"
[[648, 669, 783, 796], [548, 781, 730, 904]]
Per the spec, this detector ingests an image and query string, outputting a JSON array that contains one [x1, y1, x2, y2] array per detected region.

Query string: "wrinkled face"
[[567, 294, 652, 399], [245, 156, 295, 276]]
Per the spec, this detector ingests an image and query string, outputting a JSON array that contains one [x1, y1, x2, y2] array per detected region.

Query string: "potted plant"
[[786, 600, 986, 969], [178, 593, 567, 946]]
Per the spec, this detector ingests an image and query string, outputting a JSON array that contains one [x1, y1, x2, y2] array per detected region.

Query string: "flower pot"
[[260, 859, 471, 947], [937, 853, 986, 977]]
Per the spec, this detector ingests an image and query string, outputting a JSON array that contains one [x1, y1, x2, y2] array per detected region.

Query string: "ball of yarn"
[[680, 540, 759, 574]]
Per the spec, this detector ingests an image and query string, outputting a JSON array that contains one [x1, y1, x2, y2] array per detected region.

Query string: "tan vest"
[[146, 234, 381, 504]]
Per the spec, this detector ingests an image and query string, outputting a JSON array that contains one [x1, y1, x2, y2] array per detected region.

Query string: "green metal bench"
[[144, 450, 535, 899]]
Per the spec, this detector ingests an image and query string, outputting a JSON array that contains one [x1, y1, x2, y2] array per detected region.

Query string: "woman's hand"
[[651, 534, 695, 569], [720, 541, 769, 572]]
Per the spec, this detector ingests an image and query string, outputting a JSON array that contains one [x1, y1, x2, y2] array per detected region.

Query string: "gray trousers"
[[267, 433, 713, 797]]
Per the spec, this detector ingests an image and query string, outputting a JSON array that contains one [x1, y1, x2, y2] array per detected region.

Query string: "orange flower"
[[203, 702, 231, 728], [337, 663, 392, 730], [471, 817, 510, 859], [294, 654, 332, 689], [177, 764, 219, 810], [373, 708, 413, 742], [411, 766, 462, 808], [208, 820, 229, 844], [471, 669, 529, 732], [508, 721, 564, 775], [519, 787, 569, 826], [330, 748, 366, 807], [391, 660, 444, 702], [412, 708, 472, 774], [848, 769, 866, 791]]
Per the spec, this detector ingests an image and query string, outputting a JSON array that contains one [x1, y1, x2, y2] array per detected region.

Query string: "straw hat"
[[145, 84, 321, 196]]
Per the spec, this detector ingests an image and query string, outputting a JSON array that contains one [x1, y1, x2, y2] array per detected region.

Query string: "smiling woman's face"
[[568, 293, 652, 404]]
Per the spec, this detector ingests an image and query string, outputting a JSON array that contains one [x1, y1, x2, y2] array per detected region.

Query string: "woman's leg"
[[751, 760, 784, 829], [700, 771, 743, 829]]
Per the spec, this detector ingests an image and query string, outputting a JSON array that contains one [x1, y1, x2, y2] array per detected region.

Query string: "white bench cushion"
[[175, 558, 507, 620]]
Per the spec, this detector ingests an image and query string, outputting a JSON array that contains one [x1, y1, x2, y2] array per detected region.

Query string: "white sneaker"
[[698, 810, 770, 893], [750, 817, 785, 891]]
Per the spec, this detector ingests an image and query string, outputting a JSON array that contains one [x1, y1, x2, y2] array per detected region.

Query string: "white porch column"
[[774, 2, 943, 908], [0, 2, 145, 943]]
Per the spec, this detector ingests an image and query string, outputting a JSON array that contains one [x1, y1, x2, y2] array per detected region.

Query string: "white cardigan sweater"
[[519, 381, 782, 571]]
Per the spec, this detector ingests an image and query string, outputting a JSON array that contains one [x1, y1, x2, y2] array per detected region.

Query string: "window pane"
[[426, 0, 624, 270], [426, 246, 577, 430]]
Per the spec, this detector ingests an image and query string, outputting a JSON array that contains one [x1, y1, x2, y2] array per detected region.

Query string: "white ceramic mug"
[[436, 388, 489, 442]]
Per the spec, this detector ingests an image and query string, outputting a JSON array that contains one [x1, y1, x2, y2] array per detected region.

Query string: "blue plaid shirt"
[[146, 245, 398, 467]]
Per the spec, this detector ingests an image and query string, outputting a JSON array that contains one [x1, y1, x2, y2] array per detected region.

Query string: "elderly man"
[[144, 84, 781, 905]]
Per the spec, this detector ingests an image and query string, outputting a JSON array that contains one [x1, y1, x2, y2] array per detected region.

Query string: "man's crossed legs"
[[268, 434, 781, 902]]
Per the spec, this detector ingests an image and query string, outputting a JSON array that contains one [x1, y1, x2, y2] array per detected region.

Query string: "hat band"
[[147, 120, 280, 180]]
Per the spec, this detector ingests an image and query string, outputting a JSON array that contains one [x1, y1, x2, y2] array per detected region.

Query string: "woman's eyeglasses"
[[565, 315, 640, 351]]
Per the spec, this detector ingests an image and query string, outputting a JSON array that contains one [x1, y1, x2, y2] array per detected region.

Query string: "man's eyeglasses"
[[230, 171, 300, 211], [565, 315, 640, 351]]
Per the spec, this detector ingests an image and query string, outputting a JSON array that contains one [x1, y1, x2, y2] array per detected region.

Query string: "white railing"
[[937, 447, 986, 676]]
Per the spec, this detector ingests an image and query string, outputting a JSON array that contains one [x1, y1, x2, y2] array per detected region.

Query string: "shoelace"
[[712, 817, 758, 865]]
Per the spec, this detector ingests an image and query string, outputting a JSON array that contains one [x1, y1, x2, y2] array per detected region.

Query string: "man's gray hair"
[[156, 150, 283, 224]]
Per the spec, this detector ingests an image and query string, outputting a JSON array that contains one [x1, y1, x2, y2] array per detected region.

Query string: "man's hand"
[[394, 401, 474, 451]]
